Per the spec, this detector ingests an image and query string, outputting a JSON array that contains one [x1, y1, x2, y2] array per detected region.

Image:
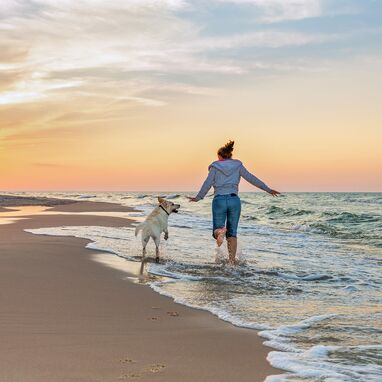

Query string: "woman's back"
[[209, 159, 242, 193], [195, 158, 271, 201]]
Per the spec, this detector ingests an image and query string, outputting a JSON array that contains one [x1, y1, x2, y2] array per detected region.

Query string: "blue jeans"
[[212, 194, 241, 238]]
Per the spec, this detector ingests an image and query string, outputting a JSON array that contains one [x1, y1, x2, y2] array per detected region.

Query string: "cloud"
[[0, 0, 341, 109], [0, 0, 361, 150], [214, 0, 322, 23], [0, 44, 29, 65], [0, 0, 196, 105], [0, 77, 82, 105], [188, 30, 337, 51], [0, 69, 25, 92]]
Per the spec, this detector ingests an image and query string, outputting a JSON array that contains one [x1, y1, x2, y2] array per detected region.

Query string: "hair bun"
[[217, 140, 235, 159], [224, 140, 234, 152]]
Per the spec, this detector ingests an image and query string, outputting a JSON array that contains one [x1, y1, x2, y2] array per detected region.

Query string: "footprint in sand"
[[129, 372, 142, 379], [119, 358, 136, 364], [118, 357, 139, 380], [147, 316, 159, 321], [147, 363, 166, 374], [167, 311, 179, 317], [119, 364, 166, 379], [118, 372, 143, 380]]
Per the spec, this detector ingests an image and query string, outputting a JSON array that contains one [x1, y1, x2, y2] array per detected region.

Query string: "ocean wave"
[[266, 205, 315, 217], [266, 344, 382, 382], [299, 222, 382, 247], [261, 313, 382, 382], [277, 272, 333, 282], [322, 211, 380, 224], [242, 215, 258, 221], [260, 314, 337, 339], [240, 200, 254, 205], [165, 194, 181, 199], [308, 222, 340, 236]]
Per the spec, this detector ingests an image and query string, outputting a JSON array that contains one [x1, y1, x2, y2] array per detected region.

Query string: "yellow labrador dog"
[[135, 197, 180, 263]]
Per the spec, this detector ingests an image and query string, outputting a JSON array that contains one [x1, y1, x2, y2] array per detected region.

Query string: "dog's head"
[[158, 197, 180, 214]]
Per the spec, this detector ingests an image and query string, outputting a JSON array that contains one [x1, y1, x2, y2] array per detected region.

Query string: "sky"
[[1, 0, 381, 192]]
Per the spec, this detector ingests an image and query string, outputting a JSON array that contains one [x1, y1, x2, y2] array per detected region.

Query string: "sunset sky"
[[1, 0, 381, 191]]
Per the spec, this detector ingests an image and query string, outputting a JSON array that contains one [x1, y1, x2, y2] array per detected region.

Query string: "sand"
[[0, 197, 282, 382]]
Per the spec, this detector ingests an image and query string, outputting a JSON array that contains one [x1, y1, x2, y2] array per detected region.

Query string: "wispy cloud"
[[0, 0, 195, 107], [214, 0, 322, 23], [1, 0, 379, 150], [188, 30, 337, 51], [0, 0, 342, 111]]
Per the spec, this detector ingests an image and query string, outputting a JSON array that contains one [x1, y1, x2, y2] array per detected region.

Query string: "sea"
[[5, 191, 382, 381]]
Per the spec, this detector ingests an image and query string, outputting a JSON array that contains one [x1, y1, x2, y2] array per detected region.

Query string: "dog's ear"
[[157, 197, 165, 204]]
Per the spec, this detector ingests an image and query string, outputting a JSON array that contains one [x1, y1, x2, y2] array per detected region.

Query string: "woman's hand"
[[268, 189, 281, 197], [187, 196, 198, 202]]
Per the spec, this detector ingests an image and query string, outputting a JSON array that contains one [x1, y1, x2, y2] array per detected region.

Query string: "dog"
[[135, 197, 180, 263]]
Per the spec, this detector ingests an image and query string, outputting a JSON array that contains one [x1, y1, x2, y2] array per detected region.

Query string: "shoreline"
[[0, 196, 282, 381]]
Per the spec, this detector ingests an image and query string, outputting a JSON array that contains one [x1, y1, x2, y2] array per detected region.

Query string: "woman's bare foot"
[[214, 227, 227, 247]]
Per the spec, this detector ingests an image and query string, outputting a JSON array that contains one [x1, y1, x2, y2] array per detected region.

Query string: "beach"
[[2, 0, 381, 380], [0, 196, 280, 382]]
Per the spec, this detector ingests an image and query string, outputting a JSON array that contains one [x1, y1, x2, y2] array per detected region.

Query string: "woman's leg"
[[226, 237, 237, 263], [212, 196, 228, 247], [215, 227, 227, 247], [226, 196, 241, 264]]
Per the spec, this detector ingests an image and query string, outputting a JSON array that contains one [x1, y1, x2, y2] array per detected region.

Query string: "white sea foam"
[[267, 344, 382, 382], [277, 272, 332, 281], [257, 315, 337, 355], [148, 264, 203, 281], [151, 283, 271, 330], [291, 223, 311, 232], [264, 374, 289, 382], [214, 243, 246, 265], [261, 314, 337, 337], [86, 241, 122, 256]]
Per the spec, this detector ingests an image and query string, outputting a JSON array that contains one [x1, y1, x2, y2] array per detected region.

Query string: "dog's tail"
[[135, 223, 144, 237]]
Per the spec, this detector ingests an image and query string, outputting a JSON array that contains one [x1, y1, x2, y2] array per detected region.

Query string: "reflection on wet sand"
[[91, 252, 165, 285], [0, 206, 51, 225]]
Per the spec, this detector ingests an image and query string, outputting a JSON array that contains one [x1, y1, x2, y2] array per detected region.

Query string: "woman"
[[188, 141, 280, 265]]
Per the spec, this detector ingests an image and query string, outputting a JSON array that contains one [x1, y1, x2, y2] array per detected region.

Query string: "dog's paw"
[[164, 233, 169, 240]]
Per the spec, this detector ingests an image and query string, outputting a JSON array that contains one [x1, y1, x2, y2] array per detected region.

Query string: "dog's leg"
[[164, 229, 169, 240], [142, 236, 149, 258], [140, 237, 148, 276], [139, 258, 145, 275], [153, 236, 160, 263]]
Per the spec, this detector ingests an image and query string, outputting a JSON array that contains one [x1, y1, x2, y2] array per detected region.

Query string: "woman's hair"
[[217, 140, 234, 159]]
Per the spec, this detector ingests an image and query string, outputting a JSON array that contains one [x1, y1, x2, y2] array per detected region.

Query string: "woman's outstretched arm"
[[189, 167, 217, 202], [240, 164, 280, 196]]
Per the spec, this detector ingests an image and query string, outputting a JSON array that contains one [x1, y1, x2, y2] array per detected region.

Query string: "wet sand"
[[0, 197, 281, 381]]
